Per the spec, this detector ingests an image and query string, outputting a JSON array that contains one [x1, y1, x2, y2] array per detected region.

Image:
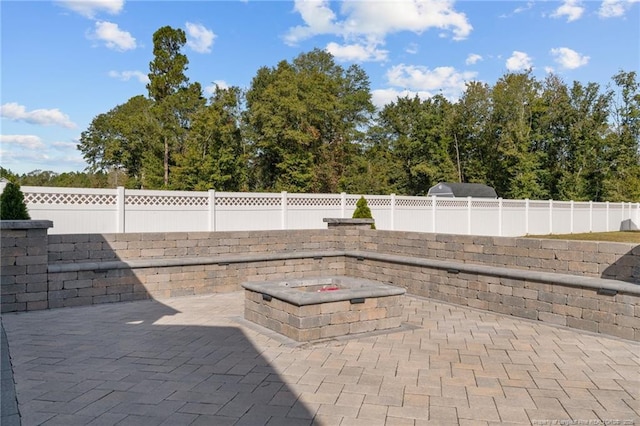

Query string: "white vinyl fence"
[[5, 185, 639, 236]]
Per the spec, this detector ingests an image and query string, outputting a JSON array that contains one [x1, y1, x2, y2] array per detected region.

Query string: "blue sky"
[[1, 0, 639, 175]]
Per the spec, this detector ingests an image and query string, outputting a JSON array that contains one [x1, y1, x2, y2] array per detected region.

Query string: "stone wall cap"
[[1, 220, 53, 229], [323, 218, 374, 224]]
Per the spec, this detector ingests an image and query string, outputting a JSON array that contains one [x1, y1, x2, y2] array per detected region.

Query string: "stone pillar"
[[1, 220, 53, 312]]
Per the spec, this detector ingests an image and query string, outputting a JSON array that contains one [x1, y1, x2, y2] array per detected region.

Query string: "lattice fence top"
[[26, 192, 117, 205], [473, 200, 502, 208], [396, 198, 433, 207], [436, 199, 470, 208], [345, 197, 390, 207], [574, 203, 591, 210], [215, 196, 281, 207], [502, 200, 527, 208], [126, 194, 208, 206], [288, 197, 341, 207]]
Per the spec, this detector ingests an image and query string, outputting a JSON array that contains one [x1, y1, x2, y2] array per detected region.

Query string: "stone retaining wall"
[[361, 230, 639, 282], [1, 224, 639, 340], [345, 256, 640, 341]]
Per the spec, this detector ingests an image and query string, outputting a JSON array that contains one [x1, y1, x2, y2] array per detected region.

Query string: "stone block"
[[26, 282, 48, 293], [538, 292, 567, 305], [347, 320, 376, 335], [566, 317, 598, 333], [63, 296, 93, 307], [615, 315, 640, 329], [16, 273, 47, 285], [1, 283, 25, 295], [93, 294, 122, 304], [78, 287, 107, 297], [26, 300, 48, 311], [64, 279, 93, 290], [502, 295, 525, 308], [598, 323, 634, 340], [16, 291, 47, 302], [552, 304, 582, 318], [525, 299, 552, 313], [538, 312, 566, 326], [513, 288, 538, 299], [511, 307, 538, 320]]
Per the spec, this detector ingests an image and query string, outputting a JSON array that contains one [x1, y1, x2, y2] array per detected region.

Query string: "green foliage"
[[69, 25, 640, 202], [352, 196, 375, 229], [245, 48, 375, 193], [1, 181, 30, 220]]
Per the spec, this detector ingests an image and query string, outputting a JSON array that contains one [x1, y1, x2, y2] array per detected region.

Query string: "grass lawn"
[[527, 231, 640, 243]]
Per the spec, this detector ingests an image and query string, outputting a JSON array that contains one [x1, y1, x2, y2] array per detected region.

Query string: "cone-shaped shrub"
[[1, 182, 31, 220], [352, 196, 375, 229]]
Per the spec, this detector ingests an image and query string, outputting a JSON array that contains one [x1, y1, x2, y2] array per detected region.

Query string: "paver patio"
[[2, 292, 639, 425]]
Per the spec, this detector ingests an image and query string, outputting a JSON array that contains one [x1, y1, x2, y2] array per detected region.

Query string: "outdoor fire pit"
[[242, 276, 406, 341]]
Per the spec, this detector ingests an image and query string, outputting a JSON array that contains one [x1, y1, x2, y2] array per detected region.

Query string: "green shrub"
[[352, 196, 375, 229], [1, 181, 31, 220]]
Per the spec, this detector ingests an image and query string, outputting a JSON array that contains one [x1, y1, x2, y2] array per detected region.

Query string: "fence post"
[[498, 198, 503, 237], [570, 200, 574, 234], [341, 192, 346, 218], [116, 186, 125, 233], [431, 197, 437, 233], [467, 196, 472, 235], [549, 199, 553, 234], [589, 201, 593, 232], [525, 199, 530, 235], [390, 193, 396, 231], [208, 190, 216, 232], [606, 201, 610, 232], [281, 191, 288, 230]]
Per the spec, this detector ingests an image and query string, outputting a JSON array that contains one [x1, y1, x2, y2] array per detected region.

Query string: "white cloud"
[[599, 0, 640, 17], [285, 0, 472, 62], [545, 66, 555, 74], [506, 51, 533, 71], [465, 53, 482, 65], [376, 64, 477, 105], [56, 0, 124, 18], [186, 22, 216, 54], [204, 80, 230, 96], [371, 88, 434, 109], [405, 43, 419, 55], [326, 41, 388, 62], [550, 47, 589, 69], [285, 0, 339, 45], [108, 70, 149, 84], [0, 135, 46, 150], [51, 141, 80, 150], [92, 21, 136, 51], [0, 103, 77, 129], [551, 0, 585, 22]]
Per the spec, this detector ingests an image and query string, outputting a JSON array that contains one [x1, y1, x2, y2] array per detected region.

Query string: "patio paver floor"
[[2, 292, 639, 425]]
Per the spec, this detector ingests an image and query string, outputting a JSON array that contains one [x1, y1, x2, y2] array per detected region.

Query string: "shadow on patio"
[[1, 295, 314, 426]]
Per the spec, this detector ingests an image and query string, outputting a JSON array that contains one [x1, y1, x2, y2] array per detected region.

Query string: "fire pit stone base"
[[242, 276, 406, 341]]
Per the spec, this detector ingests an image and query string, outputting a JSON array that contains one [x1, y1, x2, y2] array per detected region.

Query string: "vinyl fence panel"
[[3, 184, 638, 236]]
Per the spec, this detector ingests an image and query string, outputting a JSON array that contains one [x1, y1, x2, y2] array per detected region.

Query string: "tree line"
[[5, 26, 639, 201]]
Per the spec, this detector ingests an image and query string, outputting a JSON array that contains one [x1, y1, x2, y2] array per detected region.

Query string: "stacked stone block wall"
[[47, 229, 353, 264], [1, 224, 638, 340], [1, 221, 52, 312], [345, 257, 640, 341], [360, 230, 639, 283]]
